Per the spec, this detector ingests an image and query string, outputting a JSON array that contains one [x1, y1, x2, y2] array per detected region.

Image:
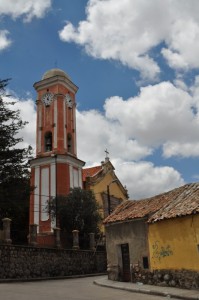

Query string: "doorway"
[[121, 243, 131, 282]]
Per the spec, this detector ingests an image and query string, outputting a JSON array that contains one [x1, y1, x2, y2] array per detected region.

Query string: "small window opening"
[[67, 133, 72, 153], [45, 131, 52, 152], [143, 256, 149, 269]]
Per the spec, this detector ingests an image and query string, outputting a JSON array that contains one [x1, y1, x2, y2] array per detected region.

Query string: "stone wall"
[[0, 245, 107, 280], [131, 265, 199, 290]]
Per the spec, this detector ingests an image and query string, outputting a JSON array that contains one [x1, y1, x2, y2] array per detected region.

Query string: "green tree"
[[49, 187, 102, 248], [0, 79, 32, 244]]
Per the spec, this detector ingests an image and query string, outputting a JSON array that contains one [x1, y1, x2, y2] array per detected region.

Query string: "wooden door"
[[121, 243, 131, 282]]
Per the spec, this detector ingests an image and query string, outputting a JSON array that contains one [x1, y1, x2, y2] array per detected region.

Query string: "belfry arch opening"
[[45, 131, 52, 152]]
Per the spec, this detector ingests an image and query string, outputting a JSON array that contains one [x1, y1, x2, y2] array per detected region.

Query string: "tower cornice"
[[30, 154, 85, 168], [33, 75, 79, 94]]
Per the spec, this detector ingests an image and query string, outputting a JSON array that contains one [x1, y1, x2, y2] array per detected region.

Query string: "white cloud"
[[76, 80, 197, 197], [163, 142, 199, 158], [112, 159, 184, 199], [0, 0, 52, 22], [76, 109, 152, 164], [104, 81, 199, 151], [59, 0, 199, 79], [162, 18, 199, 70], [173, 79, 188, 92], [12, 98, 36, 151], [72, 78, 199, 160], [0, 30, 12, 51], [191, 75, 199, 108], [3, 95, 36, 152]]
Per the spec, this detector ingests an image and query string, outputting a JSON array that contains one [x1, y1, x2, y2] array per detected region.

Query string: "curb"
[[93, 280, 199, 300], [0, 273, 107, 284]]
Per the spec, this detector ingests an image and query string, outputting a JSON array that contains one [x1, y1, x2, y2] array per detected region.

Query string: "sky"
[[1, 0, 199, 200]]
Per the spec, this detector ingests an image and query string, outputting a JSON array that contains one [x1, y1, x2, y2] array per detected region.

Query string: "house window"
[[45, 131, 52, 152], [143, 256, 149, 269]]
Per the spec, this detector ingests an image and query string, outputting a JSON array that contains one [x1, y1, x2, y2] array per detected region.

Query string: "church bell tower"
[[29, 68, 85, 245]]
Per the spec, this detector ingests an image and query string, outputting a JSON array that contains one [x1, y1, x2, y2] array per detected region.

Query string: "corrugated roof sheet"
[[104, 182, 199, 224], [82, 166, 102, 182]]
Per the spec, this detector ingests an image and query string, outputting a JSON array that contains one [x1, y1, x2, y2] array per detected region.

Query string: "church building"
[[83, 154, 128, 223], [29, 68, 85, 245]]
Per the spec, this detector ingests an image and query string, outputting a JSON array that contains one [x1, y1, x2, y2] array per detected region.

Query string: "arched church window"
[[67, 133, 73, 153], [45, 131, 52, 152]]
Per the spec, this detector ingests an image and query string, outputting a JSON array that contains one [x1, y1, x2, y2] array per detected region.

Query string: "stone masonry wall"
[[131, 265, 199, 290], [0, 245, 107, 280]]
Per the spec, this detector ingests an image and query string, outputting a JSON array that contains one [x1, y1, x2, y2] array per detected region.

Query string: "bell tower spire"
[[29, 68, 85, 246]]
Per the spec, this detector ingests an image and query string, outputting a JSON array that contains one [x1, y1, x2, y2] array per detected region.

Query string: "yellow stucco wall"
[[149, 214, 199, 271], [90, 172, 127, 215]]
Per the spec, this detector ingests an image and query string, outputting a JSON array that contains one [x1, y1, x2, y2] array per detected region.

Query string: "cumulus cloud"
[[161, 17, 199, 70], [112, 159, 184, 199], [12, 98, 36, 151], [76, 107, 185, 198], [3, 95, 36, 152], [104, 81, 199, 151], [163, 142, 199, 158], [76, 109, 152, 164], [0, 30, 12, 51], [0, 0, 52, 22], [191, 75, 199, 109], [77, 77, 199, 161], [59, 0, 199, 79]]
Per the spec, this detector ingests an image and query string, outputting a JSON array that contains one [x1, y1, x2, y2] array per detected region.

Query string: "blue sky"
[[1, 0, 199, 199]]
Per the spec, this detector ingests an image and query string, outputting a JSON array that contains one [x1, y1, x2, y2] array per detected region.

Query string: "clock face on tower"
[[42, 92, 54, 106], [65, 94, 73, 108]]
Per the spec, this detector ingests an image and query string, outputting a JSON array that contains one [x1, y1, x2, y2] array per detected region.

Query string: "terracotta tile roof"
[[104, 183, 199, 224], [149, 182, 199, 223], [82, 166, 102, 182], [104, 193, 171, 224]]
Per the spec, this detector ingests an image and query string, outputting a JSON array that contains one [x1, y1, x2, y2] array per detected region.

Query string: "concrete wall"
[[105, 219, 149, 281], [149, 214, 199, 271], [0, 245, 106, 280]]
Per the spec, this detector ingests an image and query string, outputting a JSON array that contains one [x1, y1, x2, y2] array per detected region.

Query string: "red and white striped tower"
[[29, 69, 85, 245]]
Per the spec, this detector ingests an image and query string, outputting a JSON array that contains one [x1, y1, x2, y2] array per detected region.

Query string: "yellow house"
[[104, 182, 199, 288], [83, 157, 128, 220], [148, 183, 199, 271]]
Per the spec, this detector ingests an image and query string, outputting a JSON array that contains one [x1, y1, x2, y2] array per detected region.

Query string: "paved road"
[[0, 276, 168, 300]]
